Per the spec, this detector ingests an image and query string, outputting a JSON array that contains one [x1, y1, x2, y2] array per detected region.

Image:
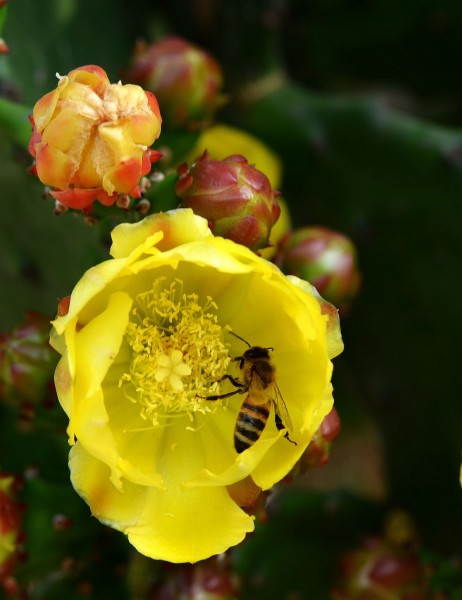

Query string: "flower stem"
[[0, 97, 31, 149]]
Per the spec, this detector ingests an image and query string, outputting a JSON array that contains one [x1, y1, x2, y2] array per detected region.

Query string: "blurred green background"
[[1, 1, 461, 598]]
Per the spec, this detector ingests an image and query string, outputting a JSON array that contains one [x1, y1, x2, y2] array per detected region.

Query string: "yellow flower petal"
[[110, 208, 211, 259], [70, 424, 254, 563], [70, 443, 147, 528], [73, 291, 132, 397], [287, 275, 344, 359], [251, 384, 334, 490], [103, 380, 166, 488], [69, 292, 132, 487], [125, 425, 255, 563], [32, 86, 62, 132]]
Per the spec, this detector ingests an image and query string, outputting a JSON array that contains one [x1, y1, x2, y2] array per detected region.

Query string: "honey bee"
[[200, 332, 297, 454]]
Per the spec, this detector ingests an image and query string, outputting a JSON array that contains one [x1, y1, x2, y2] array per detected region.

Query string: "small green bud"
[[0, 312, 58, 406], [126, 36, 226, 130], [176, 151, 280, 251], [276, 227, 361, 311]]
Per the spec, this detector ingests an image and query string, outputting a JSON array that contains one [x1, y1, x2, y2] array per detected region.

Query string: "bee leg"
[[200, 389, 246, 402], [219, 373, 245, 388], [275, 413, 297, 446], [197, 374, 247, 401], [283, 431, 297, 446]]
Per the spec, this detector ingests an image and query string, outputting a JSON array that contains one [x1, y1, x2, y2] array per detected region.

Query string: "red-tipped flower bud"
[[0, 473, 24, 587], [293, 407, 341, 474], [276, 227, 361, 311], [332, 537, 427, 600], [126, 36, 225, 130], [0, 312, 58, 406], [175, 152, 280, 251]]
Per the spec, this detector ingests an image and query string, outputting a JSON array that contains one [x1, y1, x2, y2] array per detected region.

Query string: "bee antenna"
[[229, 331, 251, 348]]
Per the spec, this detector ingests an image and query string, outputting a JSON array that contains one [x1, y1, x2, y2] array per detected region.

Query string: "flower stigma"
[[119, 278, 231, 426]]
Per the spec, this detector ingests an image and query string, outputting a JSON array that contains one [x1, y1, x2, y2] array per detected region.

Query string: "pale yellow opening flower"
[[50, 208, 343, 563], [29, 65, 162, 211]]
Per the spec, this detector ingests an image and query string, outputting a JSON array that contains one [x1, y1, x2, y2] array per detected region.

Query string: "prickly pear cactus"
[[0, 1, 461, 599]]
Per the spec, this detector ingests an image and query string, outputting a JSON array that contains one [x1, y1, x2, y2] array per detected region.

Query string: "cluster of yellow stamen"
[[119, 278, 231, 425]]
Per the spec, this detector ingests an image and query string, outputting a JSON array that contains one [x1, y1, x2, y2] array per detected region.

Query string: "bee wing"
[[271, 383, 293, 433], [248, 364, 267, 391]]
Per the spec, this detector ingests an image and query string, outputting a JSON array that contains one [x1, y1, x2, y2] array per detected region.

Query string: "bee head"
[[229, 332, 273, 362], [243, 346, 272, 360]]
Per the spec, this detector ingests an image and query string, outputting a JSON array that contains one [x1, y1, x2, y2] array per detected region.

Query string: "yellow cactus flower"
[[28, 65, 162, 212], [50, 208, 343, 563]]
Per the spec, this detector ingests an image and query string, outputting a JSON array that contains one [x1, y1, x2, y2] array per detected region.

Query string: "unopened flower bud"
[[0, 312, 58, 406], [184, 124, 282, 189], [293, 407, 341, 474], [28, 65, 162, 212], [0, 473, 24, 587], [276, 227, 361, 311], [332, 536, 427, 600], [126, 36, 225, 130], [150, 556, 240, 599], [176, 152, 280, 251]]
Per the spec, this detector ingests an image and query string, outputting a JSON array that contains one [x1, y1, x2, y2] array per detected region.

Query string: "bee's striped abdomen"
[[234, 399, 270, 454]]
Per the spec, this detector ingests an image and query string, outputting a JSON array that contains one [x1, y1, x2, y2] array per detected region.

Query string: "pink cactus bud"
[[276, 226, 361, 311], [332, 536, 427, 600], [150, 556, 240, 599], [176, 151, 280, 251], [0, 312, 58, 406], [126, 36, 225, 130]]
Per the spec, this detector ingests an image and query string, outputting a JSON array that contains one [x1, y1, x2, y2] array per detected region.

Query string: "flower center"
[[119, 278, 231, 425]]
